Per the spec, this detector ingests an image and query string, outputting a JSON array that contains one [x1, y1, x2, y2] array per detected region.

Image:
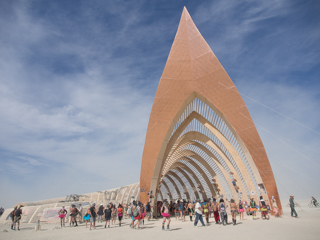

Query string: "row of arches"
[[155, 97, 268, 204]]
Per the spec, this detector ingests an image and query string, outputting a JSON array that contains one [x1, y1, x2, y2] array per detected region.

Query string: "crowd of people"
[[6, 195, 314, 231]]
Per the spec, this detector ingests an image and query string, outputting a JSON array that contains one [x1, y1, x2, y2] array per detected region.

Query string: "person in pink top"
[[161, 199, 171, 231]]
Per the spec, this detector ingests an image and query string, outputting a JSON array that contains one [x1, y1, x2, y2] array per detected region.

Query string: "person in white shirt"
[[194, 199, 205, 227]]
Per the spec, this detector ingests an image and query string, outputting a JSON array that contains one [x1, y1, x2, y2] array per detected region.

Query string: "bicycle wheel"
[[308, 203, 313, 208], [316, 203, 320, 208]]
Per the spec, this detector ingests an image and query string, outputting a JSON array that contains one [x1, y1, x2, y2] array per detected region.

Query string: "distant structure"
[[139, 7, 282, 211]]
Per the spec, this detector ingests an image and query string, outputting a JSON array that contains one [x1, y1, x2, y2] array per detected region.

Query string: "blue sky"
[[0, 0, 319, 208]]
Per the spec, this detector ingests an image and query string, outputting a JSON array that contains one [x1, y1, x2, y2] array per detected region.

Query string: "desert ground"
[[0, 199, 319, 240]]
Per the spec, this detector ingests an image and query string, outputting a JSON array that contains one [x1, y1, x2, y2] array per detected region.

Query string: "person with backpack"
[[194, 199, 205, 227], [58, 206, 67, 228], [13, 206, 22, 231], [97, 204, 104, 223], [133, 202, 143, 229], [10, 206, 17, 230], [90, 203, 97, 230], [230, 199, 238, 225], [219, 199, 228, 226], [202, 200, 209, 224], [161, 199, 171, 231]]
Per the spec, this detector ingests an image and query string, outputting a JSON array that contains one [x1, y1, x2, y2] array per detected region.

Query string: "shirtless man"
[[188, 201, 194, 221], [70, 204, 79, 227], [161, 200, 171, 231], [211, 198, 220, 224]]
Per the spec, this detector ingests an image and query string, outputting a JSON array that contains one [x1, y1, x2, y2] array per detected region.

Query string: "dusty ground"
[[0, 199, 319, 240]]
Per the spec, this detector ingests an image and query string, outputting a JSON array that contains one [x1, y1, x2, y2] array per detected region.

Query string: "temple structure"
[[139, 7, 282, 211]]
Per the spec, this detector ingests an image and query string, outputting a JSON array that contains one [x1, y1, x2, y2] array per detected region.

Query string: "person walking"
[[58, 206, 67, 228], [10, 206, 17, 230], [194, 199, 205, 227], [202, 200, 210, 224], [90, 203, 97, 230], [230, 199, 237, 225], [211, 198, 220, 224], [219, 199, 228, 226], [133, 202, 143, 229], [161, 200, 171, 231], [13, 206, 22, 231], [289, 195, 298, 218], [104, 204, 111, 228]]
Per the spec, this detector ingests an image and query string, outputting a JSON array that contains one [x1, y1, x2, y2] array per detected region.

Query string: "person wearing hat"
[[289, 196, 298, 218], [194, 199, 205, 227], [90, 203, 97, 230]]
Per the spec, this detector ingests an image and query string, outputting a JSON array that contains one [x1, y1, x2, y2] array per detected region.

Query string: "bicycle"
[[308, 202, 320, 208]]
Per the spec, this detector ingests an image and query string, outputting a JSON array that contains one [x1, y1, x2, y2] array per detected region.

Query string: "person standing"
[[194, 199, 205, 227], [219, 199, 228, 226], [188, 201, 194, 221], [289, 195, 298, 218], [250, 198, 257, 220], [161, 200, 171, 231], [211, 198, 220, 224], [97, 204, 104, 223], [111, 205, 117, 225], [174, 201, 179, 220], [146, 202, 151, 221], [83, 208, 91, 228], [230, 199, 237, 225], [104, 205, 111, 228], [78, 203, 83, 223], [90, 203, 97, 230], [58, 206, 67, 228], [118, 204, 123, 227], [13, 206, 22, 231], [238, 200, 245, 220], [69, 204, 79, 227]]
